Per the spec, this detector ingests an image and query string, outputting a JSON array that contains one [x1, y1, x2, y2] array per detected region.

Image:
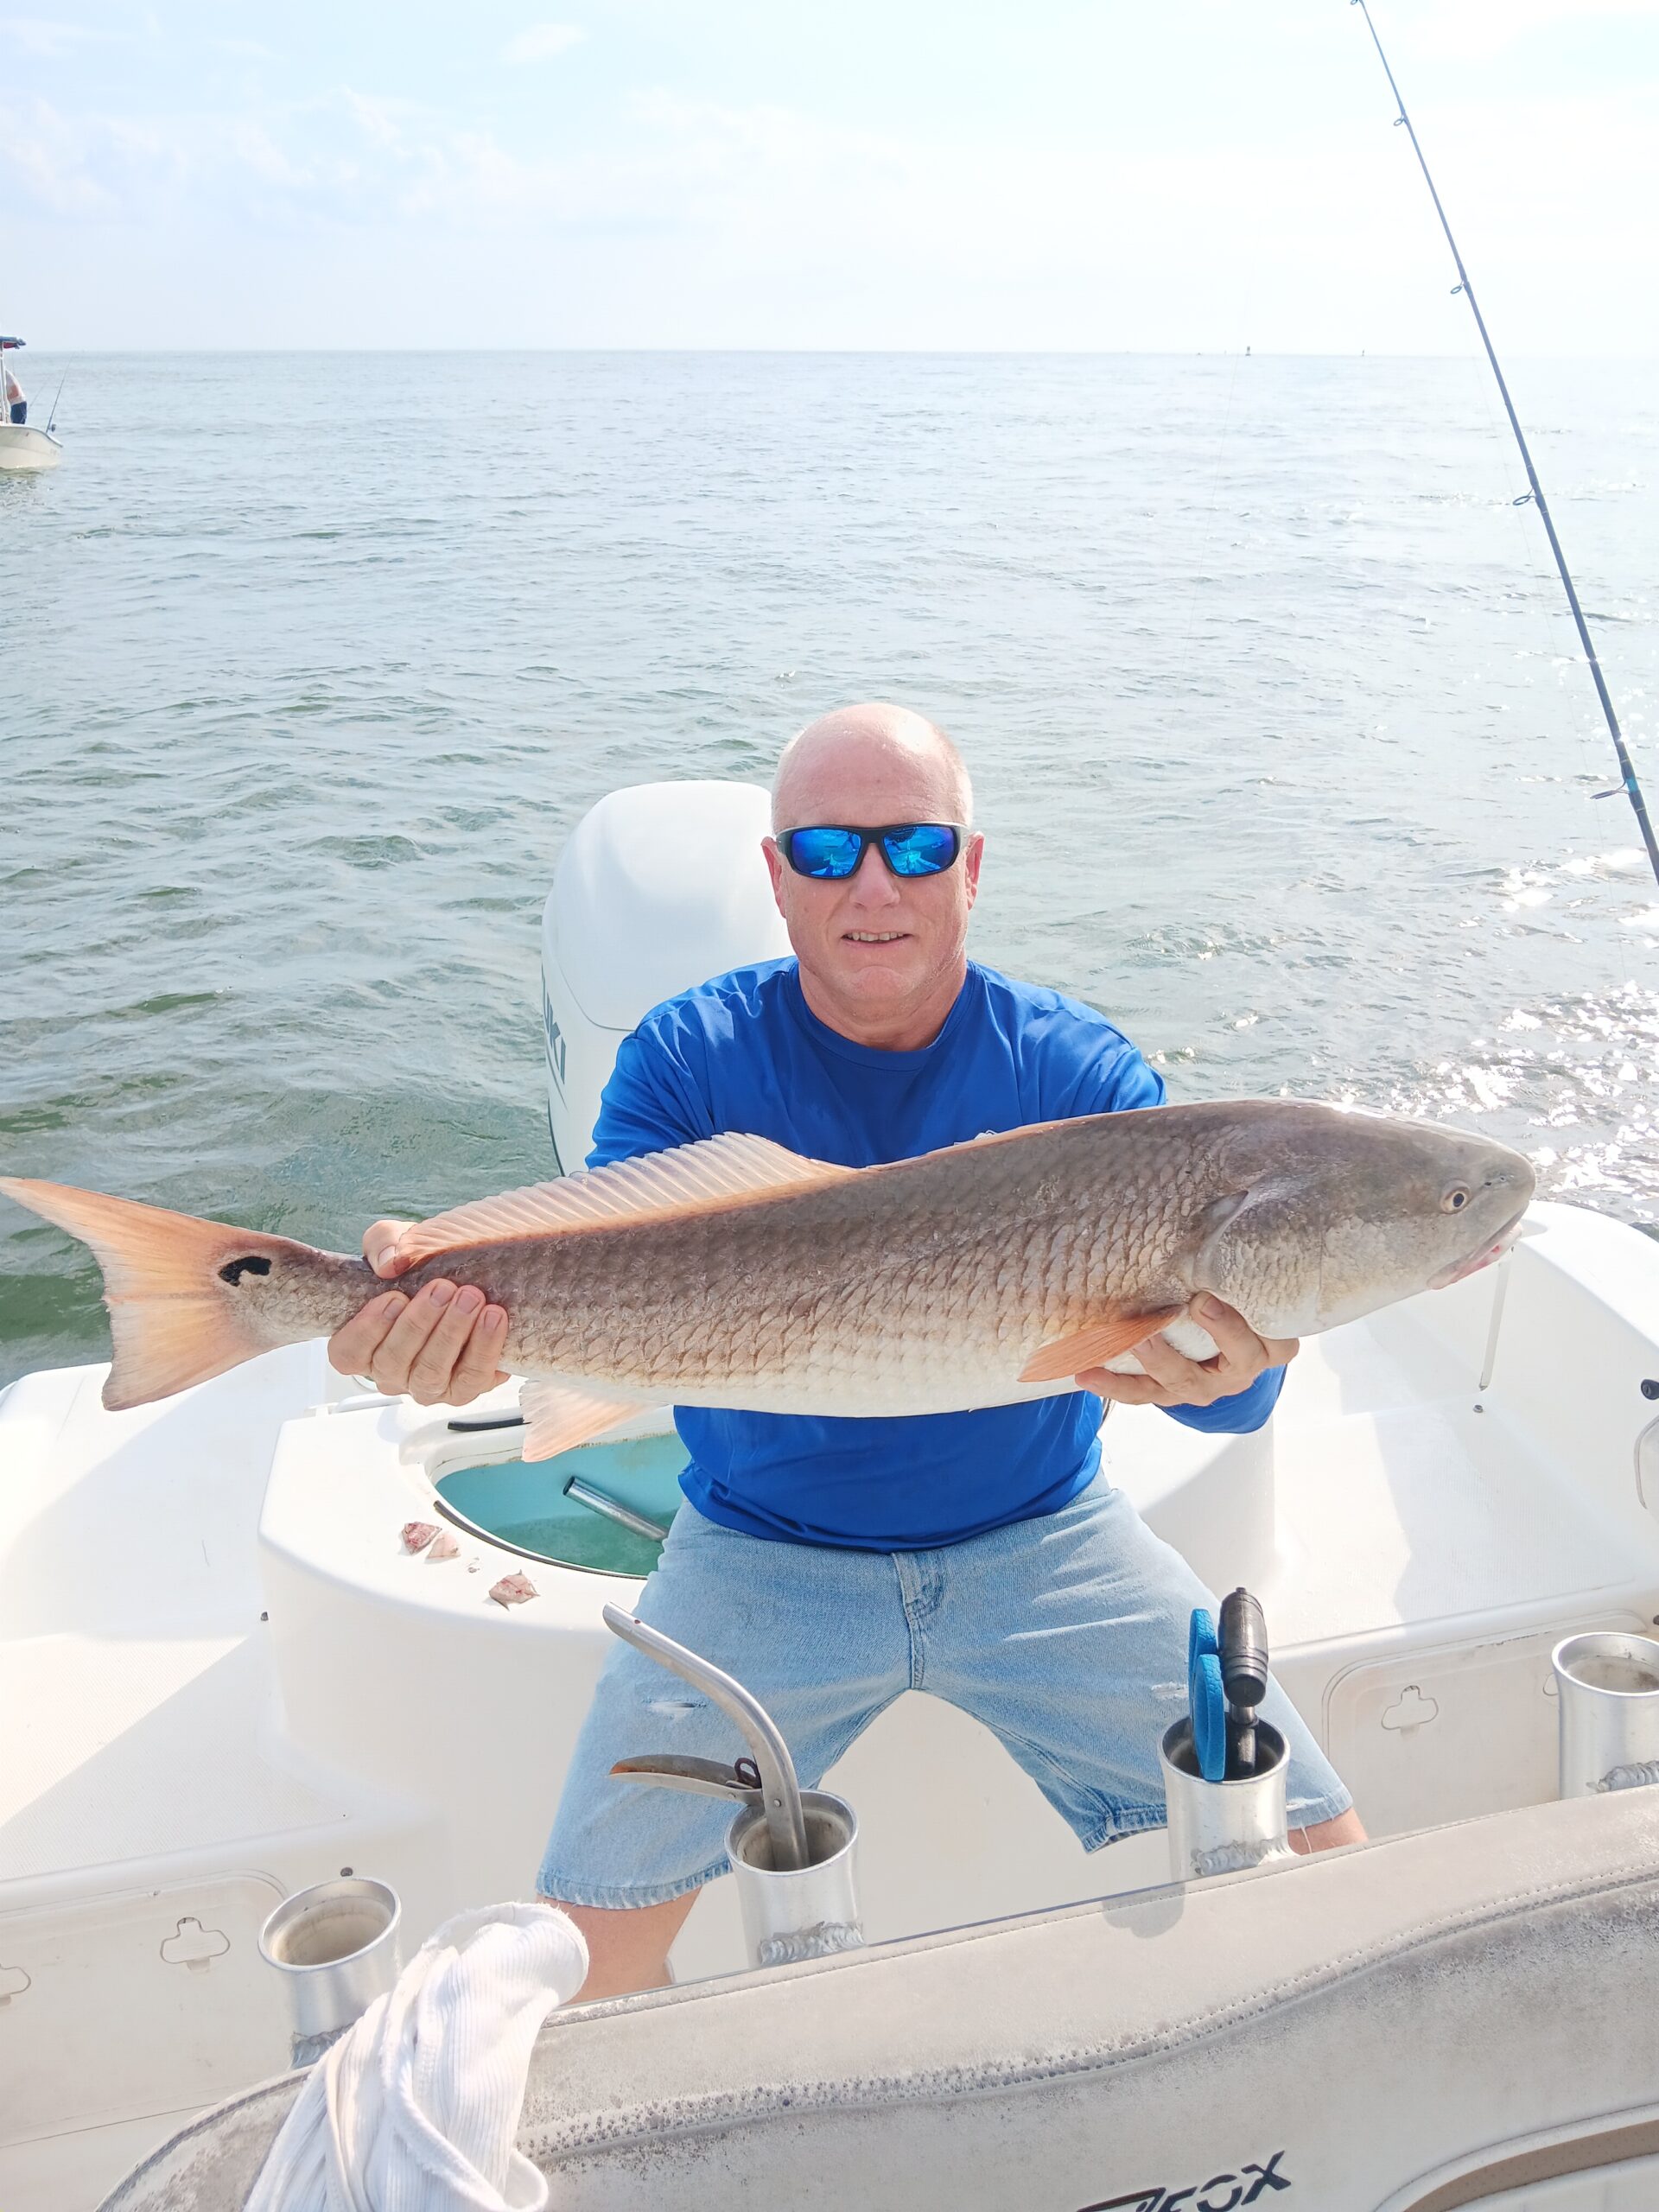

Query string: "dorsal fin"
[[397, 1132, 856, 1264]]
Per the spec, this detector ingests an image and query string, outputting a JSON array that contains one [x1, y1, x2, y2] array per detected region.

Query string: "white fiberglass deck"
[[3, 1198, 1659, 2207]]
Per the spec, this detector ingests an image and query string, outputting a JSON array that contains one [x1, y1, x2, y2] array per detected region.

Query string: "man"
[[3, 362, 24, 426], [329, 702, 1363, 2000]]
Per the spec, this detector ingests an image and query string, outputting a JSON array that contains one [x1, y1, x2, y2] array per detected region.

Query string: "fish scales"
[[443, 1116, 1232, 1411]]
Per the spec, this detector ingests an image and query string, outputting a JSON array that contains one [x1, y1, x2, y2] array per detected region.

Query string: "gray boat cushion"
[[103, 1789, 1659, 2211]]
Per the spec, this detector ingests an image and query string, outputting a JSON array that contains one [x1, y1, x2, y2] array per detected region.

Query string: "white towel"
[[247, 1903, 590, 2212]]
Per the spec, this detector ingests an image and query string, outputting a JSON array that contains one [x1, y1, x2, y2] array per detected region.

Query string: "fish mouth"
[[1429, 1204, 1529, 1292]]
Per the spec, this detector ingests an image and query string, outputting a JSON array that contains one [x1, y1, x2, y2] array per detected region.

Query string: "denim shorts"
[[537, 1475, 1352, 1909]]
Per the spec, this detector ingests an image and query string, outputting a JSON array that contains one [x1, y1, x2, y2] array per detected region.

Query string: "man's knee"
[[556, 1889, 703, 2002], [1288, 1805, 1367, 1854]]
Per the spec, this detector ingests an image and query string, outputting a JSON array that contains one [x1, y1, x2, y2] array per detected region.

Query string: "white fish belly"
[[530, 1334, 1071, 1419]]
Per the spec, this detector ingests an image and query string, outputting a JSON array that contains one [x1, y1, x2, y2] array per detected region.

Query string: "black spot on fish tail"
[[218, 1255, 273, 1286]]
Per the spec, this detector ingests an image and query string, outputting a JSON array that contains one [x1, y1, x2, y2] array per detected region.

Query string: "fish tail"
[[1, 1175, 319, 1410]]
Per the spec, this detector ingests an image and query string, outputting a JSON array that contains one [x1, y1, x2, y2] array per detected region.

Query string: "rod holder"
[[604, 1606, 863, 1967], [727, 1790, 863, 1969], [1553, 1630, 1659, 1798], [1160, 1719, 1294, 1882], [258, 1877, 401, 2065]]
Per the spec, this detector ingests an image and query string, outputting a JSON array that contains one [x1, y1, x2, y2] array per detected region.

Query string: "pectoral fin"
[[517, 1380, 639, 1462], [1019, 1306, 1186, 1384]]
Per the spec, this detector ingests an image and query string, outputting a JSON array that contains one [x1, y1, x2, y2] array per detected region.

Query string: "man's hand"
[[1075, 1294, 1298, 1408], [326, 1217, 511, 1408]]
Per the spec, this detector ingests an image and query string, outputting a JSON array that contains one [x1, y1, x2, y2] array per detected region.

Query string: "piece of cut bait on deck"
[[489, 1572, 537, 1607], [401, 1521, 438, 1554], [426, 1528, 460, 1561]]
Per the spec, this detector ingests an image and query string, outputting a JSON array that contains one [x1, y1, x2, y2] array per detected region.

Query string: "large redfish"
[[1, 1101, 1532, 1460]]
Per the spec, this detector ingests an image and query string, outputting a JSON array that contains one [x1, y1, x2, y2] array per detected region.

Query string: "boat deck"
[[0, 1351, 355, 1889], [4, 1207, 1657, 1906], [4, 1199, 1659, 2206]]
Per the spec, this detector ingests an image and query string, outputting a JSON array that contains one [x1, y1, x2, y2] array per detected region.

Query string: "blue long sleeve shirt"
[[588, 958, 1283, 1548]]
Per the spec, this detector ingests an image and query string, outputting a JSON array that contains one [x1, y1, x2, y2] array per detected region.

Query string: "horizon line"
[[10, 345, 1656, 363]]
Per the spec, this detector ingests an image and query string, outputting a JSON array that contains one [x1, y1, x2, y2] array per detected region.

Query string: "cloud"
[[1, 16, 101, 59], [0, 86, 669, 267], [501, 22, 584, 64], [0, 94, 122, 213], [1385, 0, 1659, 61], [4, 54, 1657, 352]]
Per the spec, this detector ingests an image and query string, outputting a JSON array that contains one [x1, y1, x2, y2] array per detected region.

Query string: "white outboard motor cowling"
[[540, 781, 790, 1171]]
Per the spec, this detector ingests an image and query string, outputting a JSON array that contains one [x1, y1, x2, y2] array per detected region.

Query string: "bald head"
[[772, 702, 972, 832], [761, 700, 986, 1051]]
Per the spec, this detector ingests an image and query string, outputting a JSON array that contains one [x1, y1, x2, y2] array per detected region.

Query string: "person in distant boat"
[[3, 364, 24, 426], [328, 702, 1366, 1999]]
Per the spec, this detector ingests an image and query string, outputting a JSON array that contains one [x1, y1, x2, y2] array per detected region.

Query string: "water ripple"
[[3, 352, 1656, 1382]]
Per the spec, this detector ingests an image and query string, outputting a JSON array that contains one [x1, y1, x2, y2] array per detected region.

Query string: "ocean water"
[[3, 351, 1656, 1389]]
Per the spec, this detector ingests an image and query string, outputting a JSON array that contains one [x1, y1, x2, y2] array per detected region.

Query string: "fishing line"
[[1465, 348, 1603, 848], [1351, 0, 1659, 892], [1457, 318, 1608, 826]]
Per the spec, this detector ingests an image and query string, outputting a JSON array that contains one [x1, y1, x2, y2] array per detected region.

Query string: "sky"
[[3, 0, 1657, 352]]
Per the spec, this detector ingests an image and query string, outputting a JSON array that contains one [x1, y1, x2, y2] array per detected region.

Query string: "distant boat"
[[0, 335, 62, 474], [0, 422, 63, 474]]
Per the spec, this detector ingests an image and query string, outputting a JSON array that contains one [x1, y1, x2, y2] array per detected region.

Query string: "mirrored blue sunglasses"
[[779, 823, 963, 880]]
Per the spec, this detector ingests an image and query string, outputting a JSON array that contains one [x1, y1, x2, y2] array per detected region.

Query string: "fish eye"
[[1441, 1187, 1470, 1213]]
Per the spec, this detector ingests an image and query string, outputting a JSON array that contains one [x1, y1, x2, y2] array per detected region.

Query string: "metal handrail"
[[602, 1605, 810, 1872]]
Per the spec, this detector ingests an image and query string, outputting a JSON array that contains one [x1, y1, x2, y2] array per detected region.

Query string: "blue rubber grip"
[[1188, 1607, 1227, 1783]]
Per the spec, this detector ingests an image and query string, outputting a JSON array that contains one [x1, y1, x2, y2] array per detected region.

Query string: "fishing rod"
[[1351, 0, 1659, 893], [47, 371, 67, 436]]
